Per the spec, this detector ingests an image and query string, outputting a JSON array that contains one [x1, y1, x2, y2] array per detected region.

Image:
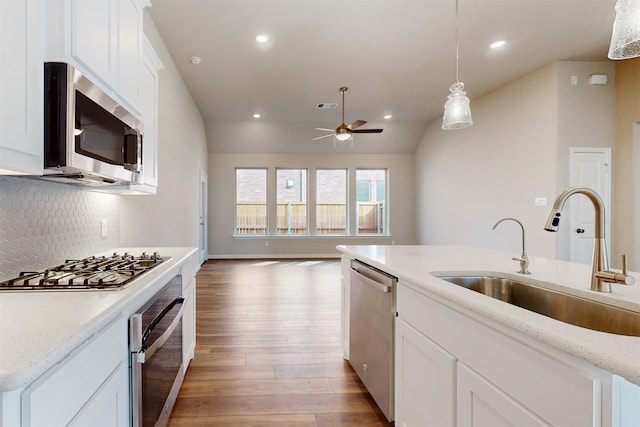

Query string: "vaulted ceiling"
[[148, 0, 617, 153]]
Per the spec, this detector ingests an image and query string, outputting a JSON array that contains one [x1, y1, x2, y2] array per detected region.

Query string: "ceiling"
[[147, 0, 617, 153]]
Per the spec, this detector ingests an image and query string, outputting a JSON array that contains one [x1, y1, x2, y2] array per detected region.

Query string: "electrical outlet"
[[535, 197, 548, 207], [264, 240, 269, 247], [101, 219, 108, 238]]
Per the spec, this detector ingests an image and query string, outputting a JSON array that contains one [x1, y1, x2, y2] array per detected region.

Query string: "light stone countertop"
[[337, 245, 640, 386], [0, 247, 198, 392]]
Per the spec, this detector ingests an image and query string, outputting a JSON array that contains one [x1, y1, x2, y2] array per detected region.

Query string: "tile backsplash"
[[0, 177, 120, 280]]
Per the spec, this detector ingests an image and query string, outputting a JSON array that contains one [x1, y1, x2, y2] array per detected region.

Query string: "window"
[[235, 168, 267, 235], [276, 168, 308, 234], [316, 169, 347, 235], [356, 169, 387, 234]]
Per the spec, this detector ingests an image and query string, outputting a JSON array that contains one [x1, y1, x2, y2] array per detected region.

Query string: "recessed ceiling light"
[[384, 114, 392, 120], [489, 40, 507, 49], [253, 113, 261, 119], [256, 34, 269, 43]]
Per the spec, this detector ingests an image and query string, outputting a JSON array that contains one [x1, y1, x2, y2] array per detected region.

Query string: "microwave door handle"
[[136, 297, 185, 363]]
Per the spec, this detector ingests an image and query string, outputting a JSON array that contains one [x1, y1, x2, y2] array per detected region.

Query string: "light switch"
[[101, 219, 108, 238], [535, 197, 547, 207]]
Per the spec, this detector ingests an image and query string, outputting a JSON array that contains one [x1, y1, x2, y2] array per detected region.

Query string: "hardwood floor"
[[168, 259, 394, 427]]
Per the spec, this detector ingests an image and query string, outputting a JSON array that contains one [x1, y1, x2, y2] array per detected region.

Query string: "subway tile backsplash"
[[0, 177, 120, 280]]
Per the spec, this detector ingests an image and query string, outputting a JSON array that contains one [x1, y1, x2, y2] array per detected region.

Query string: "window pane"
[[356, 169, 387, 235], [276, 169, 308, 234], [316, 169, 347, 235], [235, 168, 267, 235]]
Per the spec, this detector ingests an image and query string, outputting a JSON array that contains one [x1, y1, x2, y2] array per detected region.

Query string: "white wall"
[[120, 13, 208, 248], [207, 151, 416, 257], [416, 64, 559, 258], [415, 61, 618, 262]]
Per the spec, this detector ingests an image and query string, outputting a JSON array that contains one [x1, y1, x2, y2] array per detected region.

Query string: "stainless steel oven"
[[130, 275, 185, 427]]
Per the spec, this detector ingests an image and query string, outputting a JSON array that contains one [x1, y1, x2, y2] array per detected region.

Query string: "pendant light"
[[607, 0, 640, 60], [442, 0, 473, 130]]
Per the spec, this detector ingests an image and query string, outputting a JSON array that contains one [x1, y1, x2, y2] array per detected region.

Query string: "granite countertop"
[[337, 245, 640, 386], [0, 247, 198, 392]]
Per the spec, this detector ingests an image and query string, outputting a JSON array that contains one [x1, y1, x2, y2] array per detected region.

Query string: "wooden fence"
[[235, 202, 384, 235]]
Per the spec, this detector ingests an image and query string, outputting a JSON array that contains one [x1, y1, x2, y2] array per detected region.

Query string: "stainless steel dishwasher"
[[349, 259, 397, 421]]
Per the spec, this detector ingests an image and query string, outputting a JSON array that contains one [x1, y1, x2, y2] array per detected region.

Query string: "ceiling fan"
[[313, 87, 383, 147]]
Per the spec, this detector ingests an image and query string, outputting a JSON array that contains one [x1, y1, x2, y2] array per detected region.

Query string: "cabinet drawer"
[[22, 317, 127, 426]]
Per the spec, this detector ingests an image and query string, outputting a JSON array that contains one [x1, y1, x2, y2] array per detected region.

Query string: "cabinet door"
[[457, 363, 550, 427], [139, 37, 161, 187], [340, 256, 351, 359], [116, 0, 142, 111], [395, 318, 456, 427], [68, 363, 129, 427], [183, 279, 197, 372], [0, 0, 43, 174], [70, 0, 116, 88]]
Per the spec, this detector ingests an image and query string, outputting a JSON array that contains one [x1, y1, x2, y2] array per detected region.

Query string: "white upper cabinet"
[[139, 36, 163, 189], [47, 0, 144, 116], [0, 0, 44, 175]]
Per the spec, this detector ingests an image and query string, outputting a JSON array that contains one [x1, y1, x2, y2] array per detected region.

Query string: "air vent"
[[316, 103, 338, 109]]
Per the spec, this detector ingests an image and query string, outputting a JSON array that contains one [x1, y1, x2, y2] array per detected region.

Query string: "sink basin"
[[436, 275, 640, 337]]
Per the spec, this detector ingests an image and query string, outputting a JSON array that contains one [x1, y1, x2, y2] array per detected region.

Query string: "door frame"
[[199, 169, 208, 265]]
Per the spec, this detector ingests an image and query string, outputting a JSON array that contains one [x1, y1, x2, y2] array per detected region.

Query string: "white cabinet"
[[0, 0, 44, 175], [47, 0, 144, 115], [181, 253, 199, 372], [395, 318, 456, 427], [21, 317, 128, 427], [139, 36, 162, 189], [457, 363, 549, 427], [396, 283, 611, 427]]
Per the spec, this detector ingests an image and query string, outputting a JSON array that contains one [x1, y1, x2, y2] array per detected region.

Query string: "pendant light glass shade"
[[608, 0, 640, 60], [442, 0, 473, 130], [442, 82, 473, 130]]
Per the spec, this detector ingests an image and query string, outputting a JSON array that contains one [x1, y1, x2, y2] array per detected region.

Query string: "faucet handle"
[[622, 255, 629, 275]]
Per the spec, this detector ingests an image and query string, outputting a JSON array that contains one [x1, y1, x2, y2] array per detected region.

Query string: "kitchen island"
[[338, 245, 640, 427], [0, 247, 198, 427]]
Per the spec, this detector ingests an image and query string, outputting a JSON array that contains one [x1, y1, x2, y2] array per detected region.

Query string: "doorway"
[[568, 147, 611, 265], [199, 170, 208, 265]]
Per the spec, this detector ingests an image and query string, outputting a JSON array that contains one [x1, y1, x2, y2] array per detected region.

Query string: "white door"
[[569, 147, 611, 264], [199, 170, 208, 264]]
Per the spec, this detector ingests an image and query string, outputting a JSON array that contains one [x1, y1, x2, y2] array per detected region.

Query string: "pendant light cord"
[[455, 0, 460, 83]]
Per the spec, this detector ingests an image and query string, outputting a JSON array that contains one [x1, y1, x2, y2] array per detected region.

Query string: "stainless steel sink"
[[436, 275, 640, 337]]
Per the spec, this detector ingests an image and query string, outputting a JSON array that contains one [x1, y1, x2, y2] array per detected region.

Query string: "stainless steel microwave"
[[43, 62, 143, 186]]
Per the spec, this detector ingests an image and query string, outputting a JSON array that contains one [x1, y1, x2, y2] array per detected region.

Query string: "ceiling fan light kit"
[[313, 87, 383, 147], [608, 0, 640, 60], [442, 0, 473, 130]]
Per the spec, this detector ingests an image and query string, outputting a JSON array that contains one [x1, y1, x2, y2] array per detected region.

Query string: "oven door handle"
[[136, 297, 185, 363]]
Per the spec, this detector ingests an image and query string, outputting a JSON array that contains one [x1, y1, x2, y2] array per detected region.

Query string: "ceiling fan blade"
[[352, 129, 383, 134], [312, 134, 334, 141], [350, 120, 367, 130], [315, 128, 336, 132]]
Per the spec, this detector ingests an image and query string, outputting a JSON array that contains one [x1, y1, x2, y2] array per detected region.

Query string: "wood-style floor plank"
[[168, 259, 394, 427]]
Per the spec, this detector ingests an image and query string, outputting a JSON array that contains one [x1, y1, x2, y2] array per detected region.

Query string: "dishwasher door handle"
[[352, 270, 392, 293]]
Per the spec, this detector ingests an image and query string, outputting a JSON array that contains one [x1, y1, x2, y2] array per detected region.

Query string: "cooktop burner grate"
[[0, 252, 168, 291]]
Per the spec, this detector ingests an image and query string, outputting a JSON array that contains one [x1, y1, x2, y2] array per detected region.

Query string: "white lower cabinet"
[[395, 318, 456, 427], [183, 278, 196, 371], [340, 256, 351, 359], [20, 317, 128, 427], [396, 283, 614, 427], [457, 363, 549, 427]]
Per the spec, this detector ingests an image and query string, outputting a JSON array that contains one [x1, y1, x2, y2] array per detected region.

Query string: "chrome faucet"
[[544, 186, 635, 292], [492, 217, 530, 274]]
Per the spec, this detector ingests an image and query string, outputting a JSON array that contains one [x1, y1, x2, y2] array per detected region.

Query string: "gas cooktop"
[[0, 252, 168, 291]]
